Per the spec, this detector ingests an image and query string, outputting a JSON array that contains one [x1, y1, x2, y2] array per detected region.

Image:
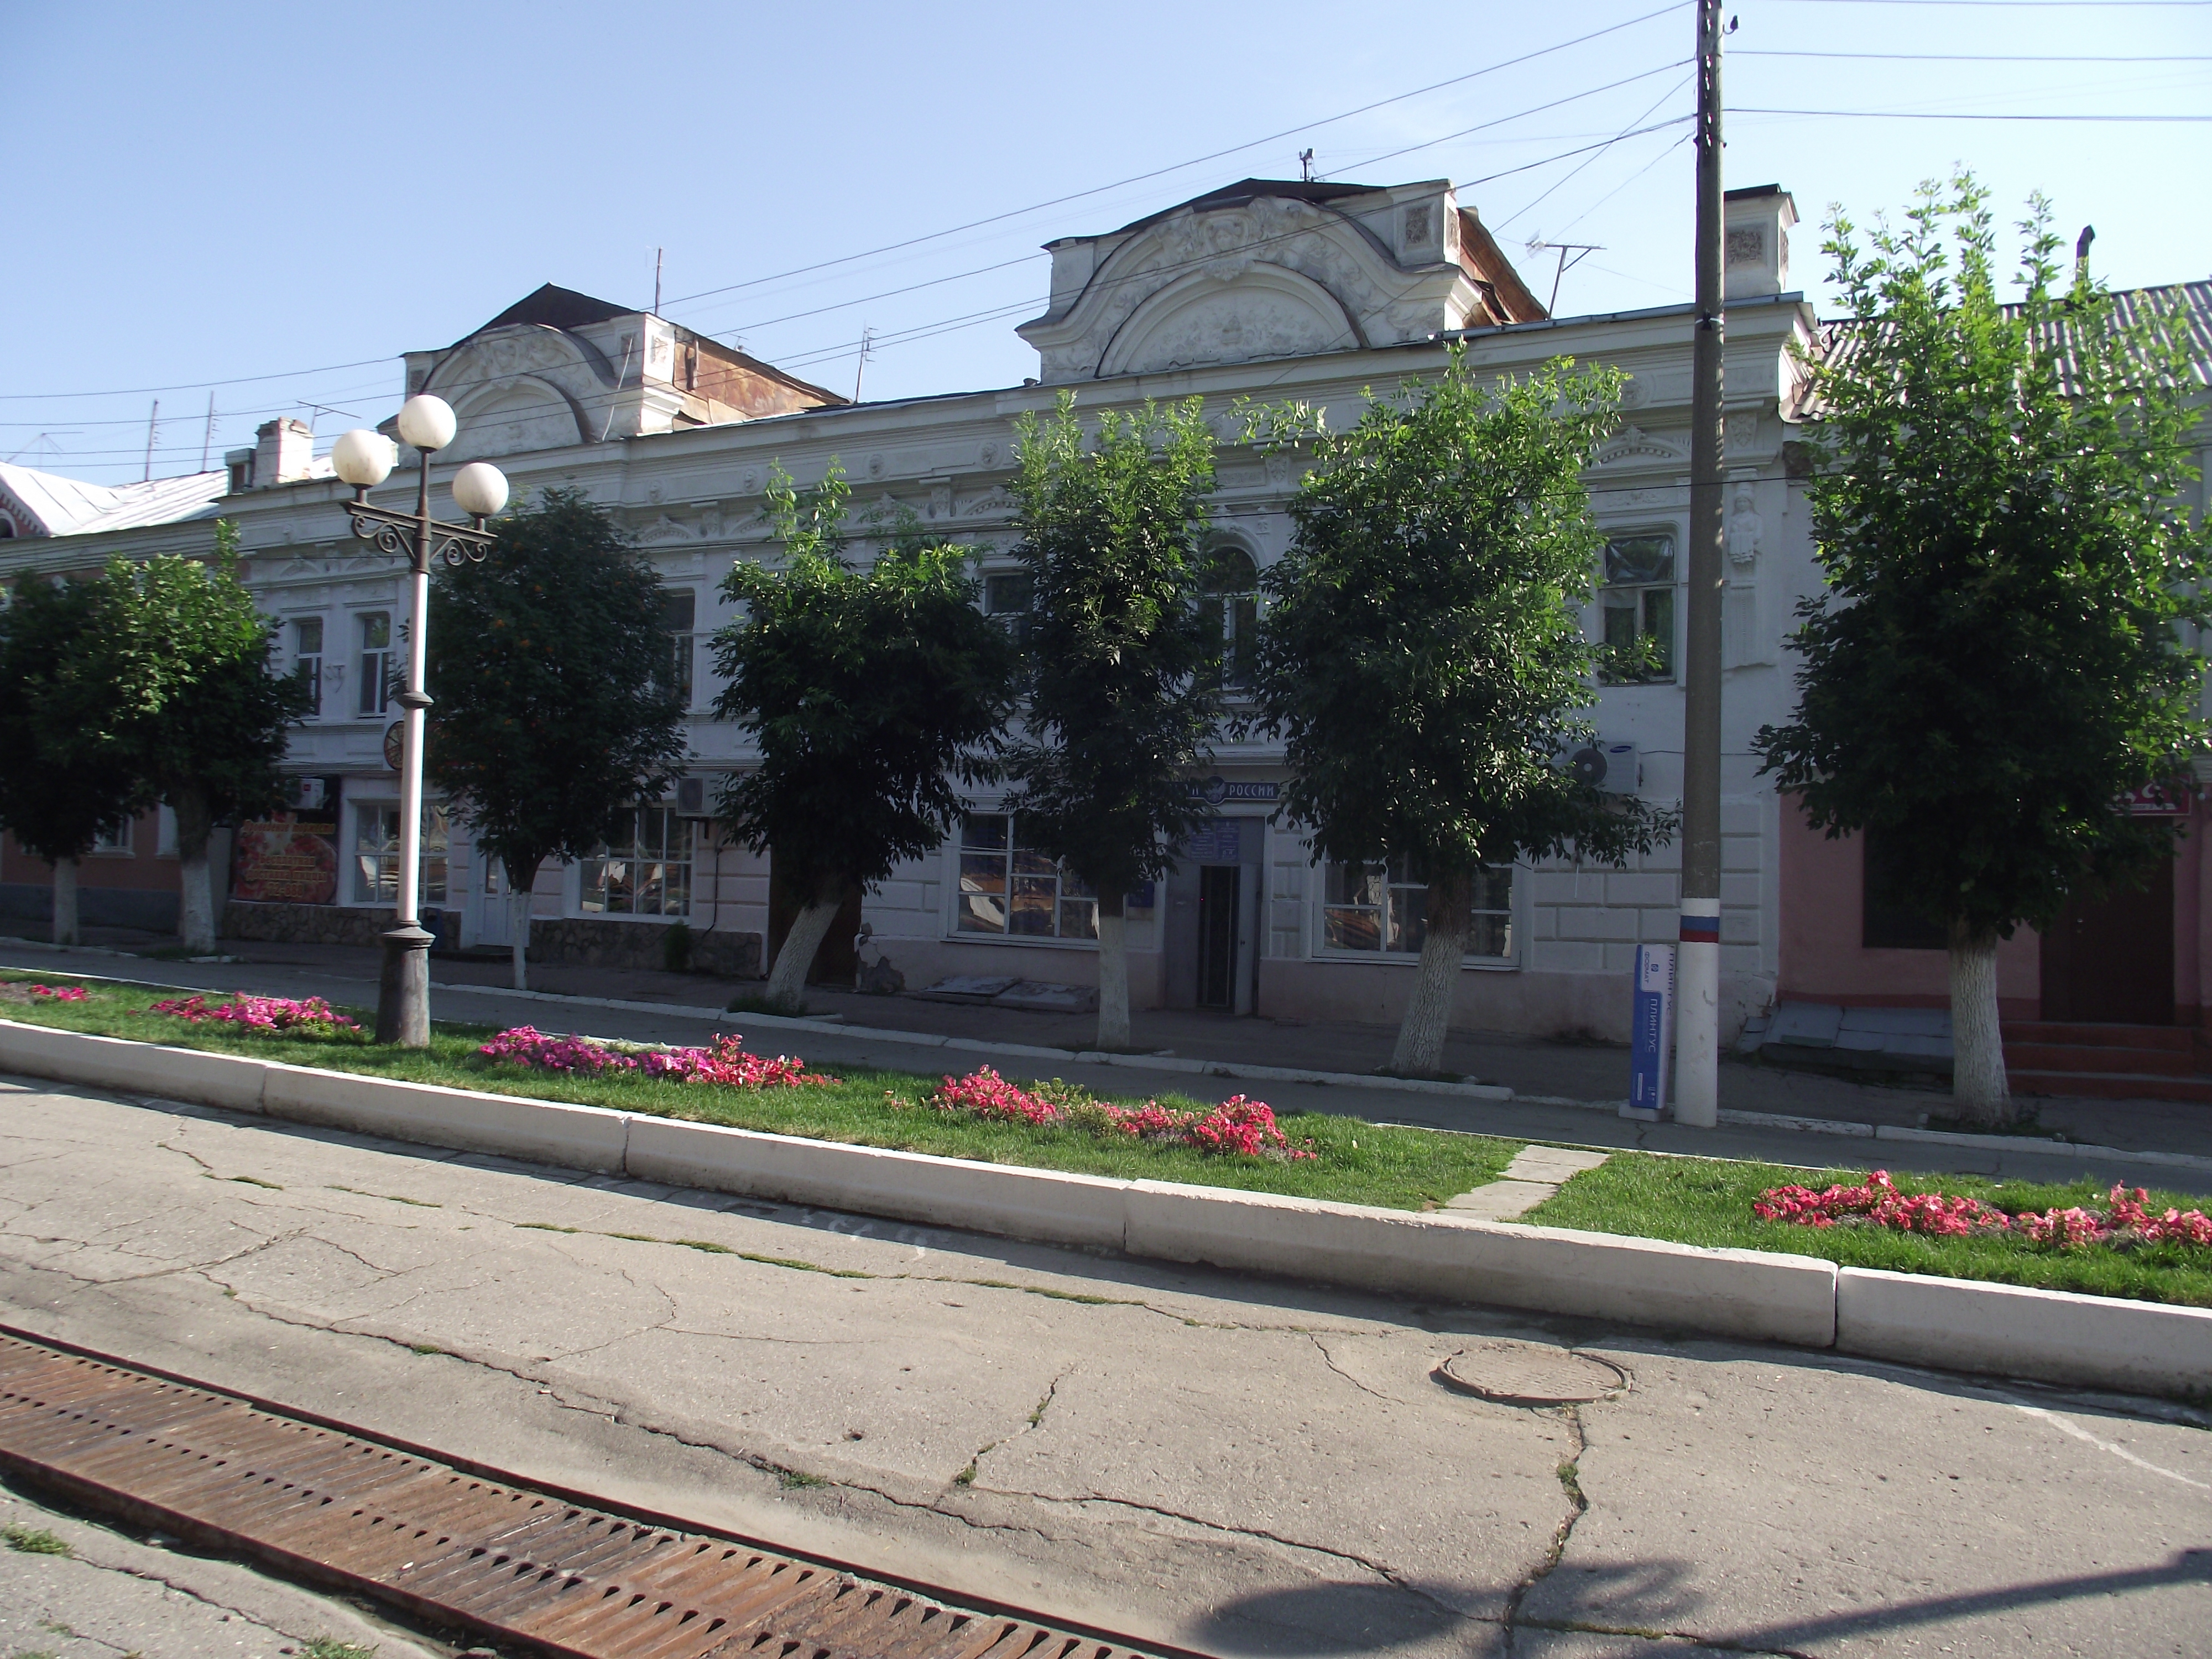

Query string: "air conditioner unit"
[[1565, 740, 1640, 794], [675, 776, 709, 818]]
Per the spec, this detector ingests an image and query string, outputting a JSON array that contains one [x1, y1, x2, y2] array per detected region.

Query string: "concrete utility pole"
[[1676, 0, 1728, 1129]]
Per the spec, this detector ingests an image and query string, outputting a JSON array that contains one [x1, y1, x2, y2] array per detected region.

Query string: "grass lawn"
[[1526, 1151, 2212, 1308], [0, 971, 1516, 1211]]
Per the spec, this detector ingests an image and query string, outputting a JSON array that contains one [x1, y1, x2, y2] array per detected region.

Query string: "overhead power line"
[[1733, 107, 2212, 120]]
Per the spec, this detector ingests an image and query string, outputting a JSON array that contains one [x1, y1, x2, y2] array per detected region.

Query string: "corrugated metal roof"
[[0, 461, 228, 539], [1807, 279, 2212, 414]]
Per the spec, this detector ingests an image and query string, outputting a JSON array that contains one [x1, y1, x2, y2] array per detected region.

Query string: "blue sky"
[[4, 0, 2206, 484]]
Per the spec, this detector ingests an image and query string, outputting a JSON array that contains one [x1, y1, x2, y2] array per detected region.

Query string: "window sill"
[[944, 929, 1127, 952], [1310, 950, 1521, 972], [570, 910, 693, 925]]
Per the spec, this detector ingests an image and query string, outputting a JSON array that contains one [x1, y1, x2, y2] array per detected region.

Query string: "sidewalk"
[[15, 925, 2212, 1169]]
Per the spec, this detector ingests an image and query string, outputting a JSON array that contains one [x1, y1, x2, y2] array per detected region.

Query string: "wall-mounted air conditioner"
[[1565, 740, 1640, 794]]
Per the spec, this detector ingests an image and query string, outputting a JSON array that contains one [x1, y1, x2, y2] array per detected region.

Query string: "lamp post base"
[[375, 924, 435, 1048]]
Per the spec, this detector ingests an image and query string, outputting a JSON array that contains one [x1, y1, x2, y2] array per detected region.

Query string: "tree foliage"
[[1001, 392, 1227, 908], [1253, 348, 1676, 898], [427, 488, 688, 911], [711, 462, 1020, 904], [1752, 176, 2210, 945], [0, 571, 147, 864]]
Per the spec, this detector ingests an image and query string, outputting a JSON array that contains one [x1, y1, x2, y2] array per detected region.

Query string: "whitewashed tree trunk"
[[767, 892, 840, 1012], [51, 857, 80, 947], [1390, 869, 1471, 1077], [1095, 897, 1130, 1051], [510, 885, 531, 992], [1949, 921, 2011, 1125], [173, 791, 216, 956]]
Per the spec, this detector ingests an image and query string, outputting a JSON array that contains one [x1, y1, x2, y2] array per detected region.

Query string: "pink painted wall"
[[1777, 805, 2041, 1020], [2, 810, 179, 894]]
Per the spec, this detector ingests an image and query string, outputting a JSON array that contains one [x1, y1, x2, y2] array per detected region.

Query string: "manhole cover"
[[1436, 1340, 1627, 1405]]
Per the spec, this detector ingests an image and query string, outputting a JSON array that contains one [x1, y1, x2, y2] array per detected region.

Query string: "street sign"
[[1624, 943, 1675, 1121]]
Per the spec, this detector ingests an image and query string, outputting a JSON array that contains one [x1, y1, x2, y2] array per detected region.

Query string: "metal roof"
[[0, 461, 228, 539]]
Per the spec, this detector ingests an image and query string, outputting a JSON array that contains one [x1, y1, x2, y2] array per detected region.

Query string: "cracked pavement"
[[0, 1074, 2205, 1657]]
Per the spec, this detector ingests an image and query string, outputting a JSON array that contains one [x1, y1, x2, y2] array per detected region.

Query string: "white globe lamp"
[[331, 429, 397, 488], [395, 394, 457, 452], [451, 461, 509, 520]]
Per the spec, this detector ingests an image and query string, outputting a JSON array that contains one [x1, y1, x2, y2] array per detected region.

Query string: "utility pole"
[[853, 326, 875, 403], [199, 393, 216, 473], [1675, 0, 1729, 1129], [142, 399, 160, 483]]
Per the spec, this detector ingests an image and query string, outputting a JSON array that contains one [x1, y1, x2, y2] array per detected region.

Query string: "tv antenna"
[[1298, 147, 1316, 182], [1524, 239, 1604, 315], [853, 325, 876, 403]]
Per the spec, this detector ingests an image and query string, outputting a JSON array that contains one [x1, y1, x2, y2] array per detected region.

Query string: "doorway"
[[467, 852, 514, 950], [1164, 816, 1262, 1014], [1197, 866, 1241, 1010], [2040, 857, 2174, 1024]]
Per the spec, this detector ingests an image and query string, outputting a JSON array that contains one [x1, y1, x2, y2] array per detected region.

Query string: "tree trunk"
[[507, 855, 541, 993], [1949, 920, 2012, 1126], [1390, 869, 1472, 1077], [51, 856, 80, 947], [765, 877, 842, 1013], [173, 790, 216, 956], [1095, 892, 1130, 1051]]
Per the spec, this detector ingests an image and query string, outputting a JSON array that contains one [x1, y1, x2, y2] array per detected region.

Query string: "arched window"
[[1200, 543, 1260, 687]]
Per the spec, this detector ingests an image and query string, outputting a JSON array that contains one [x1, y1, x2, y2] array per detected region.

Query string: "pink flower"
[[476, 1027, 836, 1088], [1754, 1171, 2211, 1250], [152, 993, 358, 1033], [27, 984, 88, 1001]]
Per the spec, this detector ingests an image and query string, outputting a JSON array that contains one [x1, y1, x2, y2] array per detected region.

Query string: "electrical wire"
[[1732, 106, 2212, 119], [1494, 75, 1694, 233]]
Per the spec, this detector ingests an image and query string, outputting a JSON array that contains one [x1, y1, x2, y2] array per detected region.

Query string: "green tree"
[[712, 465, 1020, 1010], [1754, 175, 2210, 1124], [1250, 349, 1674, 1077], [0, 573, 152, 945], [427, 488, 688, 989], [61, 524, 312, 953], [1003, 393, 1227, 1050]]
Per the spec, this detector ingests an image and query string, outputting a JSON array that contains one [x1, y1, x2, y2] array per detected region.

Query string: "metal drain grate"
[[0, 1331, 1165, 1659]]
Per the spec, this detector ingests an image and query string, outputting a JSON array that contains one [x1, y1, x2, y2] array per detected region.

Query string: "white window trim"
[[348, 606, 396, 722], [569, 806, 696, 922], [1593, 524, 1686, 689], [346, 798, 449, 909], [1306, 857, 1526, 972]]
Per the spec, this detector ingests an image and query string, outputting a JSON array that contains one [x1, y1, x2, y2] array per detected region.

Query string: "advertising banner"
[[231, 814, 340, 905], [1624, 942, 1676, 1121]]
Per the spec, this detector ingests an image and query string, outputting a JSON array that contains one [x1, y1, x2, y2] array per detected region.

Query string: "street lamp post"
[[331, 397, 508, 1046]]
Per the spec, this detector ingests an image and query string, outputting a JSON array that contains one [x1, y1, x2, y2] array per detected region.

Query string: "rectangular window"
[[1321, 857, 1514, 961], [658, 591, 696, 708], [352, 803, 448, 906], [1598, 534, 1676, 684], [956, 812, 1097, 940], [357, 613, 392, 716], [580, 807, 693, 917], [984, 572, 1033, 648], [1861, 829, 1946, 950], [293, 618, 323, 718], [89, 818, 134, 855]]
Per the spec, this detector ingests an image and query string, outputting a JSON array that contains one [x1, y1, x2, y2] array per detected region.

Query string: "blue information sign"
[[1624, 943, 1675, 1121]]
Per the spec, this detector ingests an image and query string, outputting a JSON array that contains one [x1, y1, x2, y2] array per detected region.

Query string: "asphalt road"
[[0, 1073, 2204, 1658]]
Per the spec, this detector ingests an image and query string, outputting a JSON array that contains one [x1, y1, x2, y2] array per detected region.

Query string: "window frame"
[[291, 615, 325, 719], [577, 806, 695, 920], [951, 811, 1099, 945], [1198, 541, 1261, 690], [657, 590, 697, 710], [88, 818, 135, 857], [349, 801, 448, 907], [1596, 530, 1679, 686], [1312, 855, 1520, 968], [355, 611, 394, 718]]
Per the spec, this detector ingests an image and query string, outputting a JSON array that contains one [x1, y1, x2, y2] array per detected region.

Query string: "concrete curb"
[[427, 980, 1517, 1104], [1, 1018, 2204, 1397]]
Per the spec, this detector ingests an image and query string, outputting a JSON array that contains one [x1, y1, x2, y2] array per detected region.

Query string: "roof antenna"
[[2074, 224, 2095, 284], [654, 247, 664, 315], [142, 399, 160, 483], [1298, 148, 1316, 183], [199, 392, 216, 473], [1525, 239, 1604, 315], [853, 326, 876, 403]]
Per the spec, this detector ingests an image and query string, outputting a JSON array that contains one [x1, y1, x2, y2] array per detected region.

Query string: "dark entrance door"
[[1197, 866, 1241, 1010], [766, 857, 864, 988], [2040, 857, 2174, 1025]]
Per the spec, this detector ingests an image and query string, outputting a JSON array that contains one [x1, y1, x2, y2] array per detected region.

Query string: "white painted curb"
[[1837, 1267, 2212, 1399], [1, 1018, 2203, 1396]]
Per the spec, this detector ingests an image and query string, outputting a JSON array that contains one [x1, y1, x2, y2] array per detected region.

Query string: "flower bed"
[[0, 983, 88, 1004], [150, 993, 359, 1035], [478, 1026, 836, 1089], [1755, 1169, 2212, 1248], [905, 1067, 1317, 1162]]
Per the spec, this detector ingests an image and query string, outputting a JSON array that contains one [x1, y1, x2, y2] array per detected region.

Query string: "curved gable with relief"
[[1099, 263, 1363, 379], [418, 325, 609, 458]]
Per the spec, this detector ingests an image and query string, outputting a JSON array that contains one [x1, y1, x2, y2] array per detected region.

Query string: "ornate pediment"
[[1594, 425, 1688, 467]]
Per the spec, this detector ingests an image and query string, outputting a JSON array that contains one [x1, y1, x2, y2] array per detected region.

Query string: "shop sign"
[[232, 815, 340, 905], [2123, 781, 2193, 818], [1623, 943, 1675, 1123], [1182, 776, 1280, 804]]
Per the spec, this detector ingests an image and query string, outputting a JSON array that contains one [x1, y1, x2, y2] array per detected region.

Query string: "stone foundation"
[[220, 902, 762, 978]]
